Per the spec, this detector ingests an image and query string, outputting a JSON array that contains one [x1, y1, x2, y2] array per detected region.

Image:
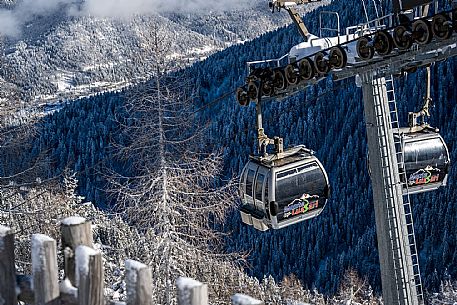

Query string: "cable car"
[[395, 127, 450, 195], [239, 146, 330, 231]]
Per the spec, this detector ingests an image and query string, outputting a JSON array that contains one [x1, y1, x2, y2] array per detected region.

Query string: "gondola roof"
[[396, 126, 440, 138], [248, 145, 315, 168]]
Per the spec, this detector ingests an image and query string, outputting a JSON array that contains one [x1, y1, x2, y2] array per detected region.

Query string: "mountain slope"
[[0, 1, 326, 102]]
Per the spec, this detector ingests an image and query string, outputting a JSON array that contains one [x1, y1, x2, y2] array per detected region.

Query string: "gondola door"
[[252, 167, 269, 231], [239, 162, 269, 231]]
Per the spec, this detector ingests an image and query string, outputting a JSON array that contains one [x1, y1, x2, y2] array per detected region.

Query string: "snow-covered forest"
[[1, 0, 457, 303], [0, 0, 323, 102]]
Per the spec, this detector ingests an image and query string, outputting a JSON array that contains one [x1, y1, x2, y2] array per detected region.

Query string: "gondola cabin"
[[239, 146, 330, 231], [395, 127, 450, 195]]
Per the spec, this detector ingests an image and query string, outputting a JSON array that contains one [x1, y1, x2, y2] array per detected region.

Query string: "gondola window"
[[255, 174, 265, 201], [404, 138, 447, 167], [246, 169, 255, 197], [275, 162, 325, 210]]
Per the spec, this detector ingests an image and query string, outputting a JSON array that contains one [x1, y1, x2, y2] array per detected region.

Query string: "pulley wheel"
[[261, 81, 275, 97], [393, 26, 413, 50], [236, 87, 249, 106], [329, 46, 347, 69], [299, 57, 315, 80], [356, 36, 374, 60], [273, 69, 287, 91], [432, 13, 453, 40], [247, 81, 260, 101], [374, 30, 394, 56], [285, 64, 300, 85], [314, 52, 330, 74], [412, 19, 432, 45]]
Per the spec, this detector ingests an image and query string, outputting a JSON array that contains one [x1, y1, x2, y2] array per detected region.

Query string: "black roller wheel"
[[273, 69, 287, 91], [374, 30, 394, 56], [412, 19, 432, 45], [236, 87, 249, 106], [432, 13, 453, 40], [261, 81, 275, 97], [285, 64, 300, 85], [393, 25, 413, 50], [356, 36, 374, 60], [314, 52, 330, 74], [329, 46, 347, 69], [247, 81, 259, 101], [299, 58, 315, 80]]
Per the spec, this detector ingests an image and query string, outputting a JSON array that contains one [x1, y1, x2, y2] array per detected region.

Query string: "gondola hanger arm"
[[269, 0, 323, 41], [408, 65, 434, 129], [255, 98, 284, 157]]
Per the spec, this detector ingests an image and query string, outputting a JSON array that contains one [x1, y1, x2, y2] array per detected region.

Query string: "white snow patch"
[[31, 234, 55, 272], [60, 278, 78, 297], [53, 70, 75, 91], [75, 245, 99, 286], [62, 216, 86, 226], [125, 259, 146, 271], [176, 277, 203, 290], [125, 259, 147, 287], [231, 293, 263, 305]]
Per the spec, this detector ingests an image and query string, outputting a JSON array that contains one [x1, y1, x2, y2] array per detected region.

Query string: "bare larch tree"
[[109, 27, 240, 304]]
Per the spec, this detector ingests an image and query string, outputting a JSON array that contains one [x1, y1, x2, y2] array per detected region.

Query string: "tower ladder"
[[385, 76, 424, 302]]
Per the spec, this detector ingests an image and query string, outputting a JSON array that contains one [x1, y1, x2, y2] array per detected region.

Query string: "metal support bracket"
[[408, 65, 432, 127], [255, 99, 284, 157]]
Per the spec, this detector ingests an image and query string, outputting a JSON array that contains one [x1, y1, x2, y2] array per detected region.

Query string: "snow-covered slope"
[[0, 0, 326, 102]]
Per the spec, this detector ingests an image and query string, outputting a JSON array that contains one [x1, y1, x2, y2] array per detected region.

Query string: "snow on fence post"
[[76, 245, 104, 305], [125, 259, 152, 305], [32, 234, 60, 305], [231, 294, 264, 305], [61, 216, 93, 286], [176, 277, 208, 305], [0, 225, 17, 305]]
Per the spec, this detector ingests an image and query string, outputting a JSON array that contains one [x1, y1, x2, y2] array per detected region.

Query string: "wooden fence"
[[0, 217, 264, 305]]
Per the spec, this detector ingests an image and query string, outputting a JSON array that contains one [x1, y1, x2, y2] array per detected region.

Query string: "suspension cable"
[[192, 80, 347, 117], [191, 88, 238, 115]]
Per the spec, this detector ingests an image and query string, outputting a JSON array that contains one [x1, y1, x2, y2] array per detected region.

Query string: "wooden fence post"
[[0, 225, 17, 305], [32, 234, 59, 305], [231, 294, 264, 305], [125, 260, 152, 305], [76, 245, 103, 305], [61, 217, 93, 286], [176, 277, 208, 305]]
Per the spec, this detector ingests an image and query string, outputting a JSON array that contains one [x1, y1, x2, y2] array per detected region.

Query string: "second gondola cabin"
[[239, 146, 330, 231], [395, 127, 450, 195]]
